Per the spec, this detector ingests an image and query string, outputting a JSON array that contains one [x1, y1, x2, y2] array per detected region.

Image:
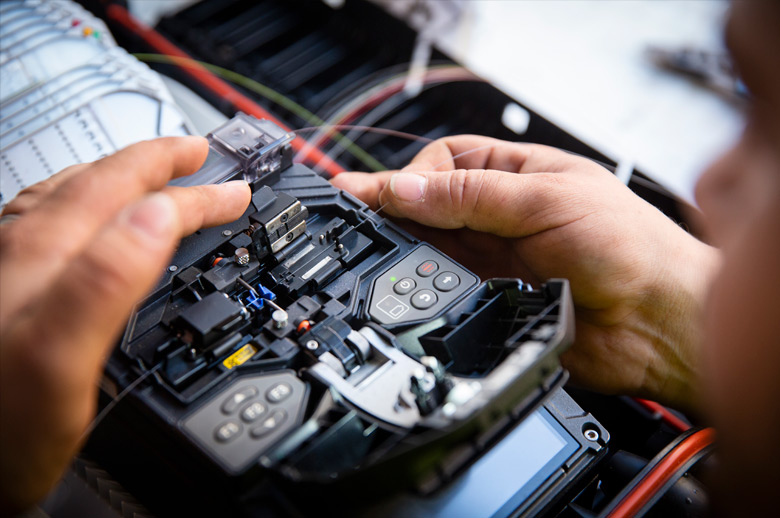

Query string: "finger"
[[405, 136, 595, 175], [11, 179, 252, 364], [330, 141, 602, 210], [6, 136, 208, 252], [163, 181, 252, 236], [12, 192, 182, 381], [330, 171, 395, 210], [1, 192, 183, 507], [376, 167, 599, 237], [0, 136, 208, 320], [1, 163, 90, 217], [14, 136, 208, 240]]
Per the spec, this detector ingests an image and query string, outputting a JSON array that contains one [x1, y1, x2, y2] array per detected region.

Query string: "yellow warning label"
[[222, 343, 258, 370]]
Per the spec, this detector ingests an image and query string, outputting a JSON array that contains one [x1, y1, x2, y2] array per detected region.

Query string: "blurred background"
[[132, 0, 741, 205]]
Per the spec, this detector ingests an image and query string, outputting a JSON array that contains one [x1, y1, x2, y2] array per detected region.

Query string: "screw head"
[[305, 340, 319, 351], [286, 232, 294, 242], [167, 265, 178, 272], [222, 229, 233, 237], [584, 428, 600, 442], [272, 310, 288, 329]]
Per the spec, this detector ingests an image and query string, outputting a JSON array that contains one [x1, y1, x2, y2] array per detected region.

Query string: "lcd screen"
[[388, 408, 579, 518]]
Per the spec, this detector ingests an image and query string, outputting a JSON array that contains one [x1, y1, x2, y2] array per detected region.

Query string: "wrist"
[[638, 235, 721, 413]]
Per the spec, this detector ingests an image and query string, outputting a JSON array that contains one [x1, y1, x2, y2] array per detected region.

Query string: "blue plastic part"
[[243, 282, 276, 311], [256, 283, 276, 301]]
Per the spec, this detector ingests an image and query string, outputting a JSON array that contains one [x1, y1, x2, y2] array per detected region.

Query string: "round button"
[[393, 277, 416, 295], [433, 272, 460, 292], [241, 401, 268, 423], [214, 420, 242, 443], [221, 386, 258, 414], [266, 382, 292, 403], [416, 260, 439, 277], [250, 409, 288, 439], [411, 289, 437, 309]]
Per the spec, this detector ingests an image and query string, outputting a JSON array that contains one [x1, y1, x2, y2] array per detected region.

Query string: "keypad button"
[[433, 272, 461, 292], [214, 420, 242, 443], [416, 260, 439, 277], [411, 289, 438, 309], [393, 277, 416, 295], [241, 401, 267, 423], [266, 382, 292, 403], [221, 386, 258, 414], [250, 409, 288, 439]]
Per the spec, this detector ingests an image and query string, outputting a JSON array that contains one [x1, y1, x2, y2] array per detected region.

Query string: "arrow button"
[[434, 272, 461, 292], [411, 289, 437, 309]]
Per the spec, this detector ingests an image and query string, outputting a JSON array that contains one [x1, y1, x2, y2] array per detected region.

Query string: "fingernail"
[[126, 192, 176, 239], [390, 173, 427, 202]]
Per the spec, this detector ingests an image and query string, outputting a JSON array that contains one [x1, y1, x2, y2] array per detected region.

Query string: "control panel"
[[369, 245, 478, 325], [183, 372, 307, 473]]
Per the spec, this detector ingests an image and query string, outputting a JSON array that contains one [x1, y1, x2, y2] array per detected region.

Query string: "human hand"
[[332, 135, 719, 413], [0, 137, 251, 514]]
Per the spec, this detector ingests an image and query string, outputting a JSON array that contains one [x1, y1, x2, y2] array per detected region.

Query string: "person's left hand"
[[0, 136, 251, 515]]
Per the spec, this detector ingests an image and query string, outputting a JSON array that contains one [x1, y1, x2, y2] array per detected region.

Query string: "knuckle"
[[17, 179, 54, 198], [2, 195, 34, 216], [446, 168, 486, 220], [3, 177, 61, 215], [192, 184, 212, 205], [63, 170, 101, 197]]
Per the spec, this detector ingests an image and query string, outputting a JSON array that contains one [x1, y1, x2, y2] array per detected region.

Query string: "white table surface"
[[426, 0, 744, 204]]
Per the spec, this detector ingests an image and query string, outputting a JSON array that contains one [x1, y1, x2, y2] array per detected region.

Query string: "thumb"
[[378, 168, 574, 237], [19, 192, 182, 378]]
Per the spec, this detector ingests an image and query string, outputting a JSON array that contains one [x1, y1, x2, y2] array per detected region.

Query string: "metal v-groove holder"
[[104, 4, 345, 178]]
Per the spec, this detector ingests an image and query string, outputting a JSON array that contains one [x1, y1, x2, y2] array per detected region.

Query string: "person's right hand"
[[0, 136, 251, 515], [332, 136, 720, 412]]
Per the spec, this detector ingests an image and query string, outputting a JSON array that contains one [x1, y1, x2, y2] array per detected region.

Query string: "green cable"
[[133, 53, 387, 172]]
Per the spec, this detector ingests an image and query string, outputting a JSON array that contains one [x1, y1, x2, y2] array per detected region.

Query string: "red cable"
[[633, 398, 691, 433], [105, 4, 345, 178], [607, 427, 715, 518]]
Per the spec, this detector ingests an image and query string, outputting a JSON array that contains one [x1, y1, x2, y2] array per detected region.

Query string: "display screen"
[[390, 408, 579, 518]]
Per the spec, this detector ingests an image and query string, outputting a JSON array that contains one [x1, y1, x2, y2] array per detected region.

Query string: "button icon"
[[266, 382, 292, 403], [241, 401, 267, 423], [393, 277, 416, 295], [250, 409, 288, 439], [411, 289, 437, 309], [434, 271, 461, 292], [221, 386, 259, 414], [416, 260, 439, 277], [376, 295, 410, 320], [214, 420, 242, 443]]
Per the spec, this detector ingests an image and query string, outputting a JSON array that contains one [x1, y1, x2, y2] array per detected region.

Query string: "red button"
[[416, 260, 439, 277]]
